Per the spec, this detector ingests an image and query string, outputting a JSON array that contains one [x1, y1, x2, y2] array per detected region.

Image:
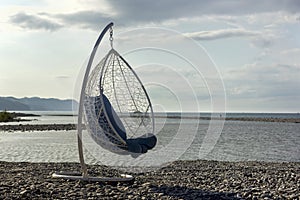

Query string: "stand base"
[[52, 171, 134, 182]]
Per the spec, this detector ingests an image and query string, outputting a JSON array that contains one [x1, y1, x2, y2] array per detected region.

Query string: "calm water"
[[0, 112, 299, 164]]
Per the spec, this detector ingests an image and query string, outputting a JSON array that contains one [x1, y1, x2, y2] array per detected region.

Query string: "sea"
[[0, 111, 299, 165]]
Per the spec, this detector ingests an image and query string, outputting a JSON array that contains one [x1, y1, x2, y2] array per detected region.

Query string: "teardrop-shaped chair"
[[84, 48, 156, 155], [52, 22, 156, 182]]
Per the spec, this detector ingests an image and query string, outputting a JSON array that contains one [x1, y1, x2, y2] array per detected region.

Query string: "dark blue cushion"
[[95, 94, 157, 154], [101, 94, 127, 141], [127, 134, 157, 153]]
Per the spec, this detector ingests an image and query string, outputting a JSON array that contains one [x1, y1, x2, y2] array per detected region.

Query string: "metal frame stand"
[[52, 22, 134, 182]]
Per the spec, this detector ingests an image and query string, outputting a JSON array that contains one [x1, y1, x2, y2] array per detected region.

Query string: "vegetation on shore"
[[0, 111, 14, 122], [0, 111, 39, 123]]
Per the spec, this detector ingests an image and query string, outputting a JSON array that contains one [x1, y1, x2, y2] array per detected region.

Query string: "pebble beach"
[[1, 114, 299, 199], [0, 160, 299, 199]]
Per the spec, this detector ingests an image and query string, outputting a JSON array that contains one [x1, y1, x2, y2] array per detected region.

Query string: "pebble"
[[0, 160, 299, 199]]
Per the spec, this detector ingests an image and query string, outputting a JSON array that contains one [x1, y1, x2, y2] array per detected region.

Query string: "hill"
[[0, 97, 78, 111]]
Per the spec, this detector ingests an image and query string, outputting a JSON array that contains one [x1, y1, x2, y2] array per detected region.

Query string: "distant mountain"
[[0, 97, 78, 111]]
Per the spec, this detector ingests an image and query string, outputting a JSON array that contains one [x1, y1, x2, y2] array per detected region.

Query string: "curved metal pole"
[[77, 22, 114, 177]]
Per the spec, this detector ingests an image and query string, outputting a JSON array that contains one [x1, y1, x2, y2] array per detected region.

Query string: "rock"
[[20, 190, 27, 195]]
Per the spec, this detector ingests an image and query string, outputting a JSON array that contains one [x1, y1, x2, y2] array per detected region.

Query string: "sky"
[[0, 0, 299, 112]]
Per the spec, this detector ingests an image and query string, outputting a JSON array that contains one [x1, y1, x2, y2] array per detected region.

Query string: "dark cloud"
[[107, 0, 300, 23], [9, 0, 300, 31], [10, 12, 62, 31], [54, 11, 112, 30]]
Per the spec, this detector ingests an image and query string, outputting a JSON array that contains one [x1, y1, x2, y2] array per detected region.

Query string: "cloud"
[[10, 12, 62, 31], [184, 24, 281, 45], [184, 28, 260, 40], [55, 75, 70, 79], [224, 63, 300, 99], [280, 48, 300, 55], [9, 10, 115, 31], [250, 36, 274, 48]]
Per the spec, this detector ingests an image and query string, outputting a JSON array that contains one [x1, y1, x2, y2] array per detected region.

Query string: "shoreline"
[[0, 115, 299, 132], [0, 123, 77, 132], [0, 160, 299, 199]]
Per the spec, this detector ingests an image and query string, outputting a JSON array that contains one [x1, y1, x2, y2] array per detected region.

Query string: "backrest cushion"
[[101, 94, 127, 141]]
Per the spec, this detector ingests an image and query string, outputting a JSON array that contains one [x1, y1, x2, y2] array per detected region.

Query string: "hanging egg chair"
[[52, 22, 156, 182]]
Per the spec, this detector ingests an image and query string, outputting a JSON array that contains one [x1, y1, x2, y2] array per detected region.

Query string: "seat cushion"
[[126, 134, 157, 153], [96, 94, 157, 154]]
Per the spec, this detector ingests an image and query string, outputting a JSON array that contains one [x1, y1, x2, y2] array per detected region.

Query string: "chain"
[[109, 27, 113, 48]]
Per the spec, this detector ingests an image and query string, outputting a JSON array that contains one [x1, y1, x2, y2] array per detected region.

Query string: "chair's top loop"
[[109, 27, 113, 48]]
